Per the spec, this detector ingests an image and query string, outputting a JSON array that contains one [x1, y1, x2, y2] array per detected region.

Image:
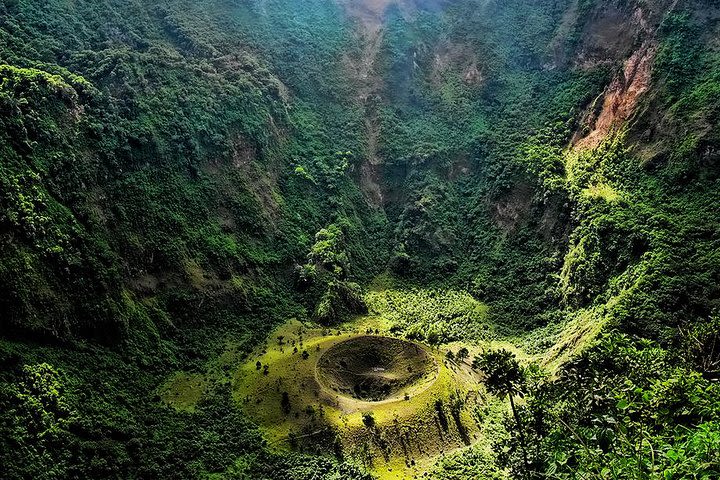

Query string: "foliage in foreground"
[[499, 334, 720, 479]]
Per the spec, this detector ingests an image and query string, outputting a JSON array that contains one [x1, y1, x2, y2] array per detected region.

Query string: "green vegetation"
[[500, 334, 720, 478], [367, 284, 492, 344], [2, 0, 720, 478], [475, 350, 529, 469], [232, 318, 483, 479], [302, 223, 369, 324]]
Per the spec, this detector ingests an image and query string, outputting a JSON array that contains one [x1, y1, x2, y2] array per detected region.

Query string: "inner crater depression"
[[317, 336, 437, 401]]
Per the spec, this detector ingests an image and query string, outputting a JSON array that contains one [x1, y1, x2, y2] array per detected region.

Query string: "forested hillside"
[[1, 0, 718, 478]]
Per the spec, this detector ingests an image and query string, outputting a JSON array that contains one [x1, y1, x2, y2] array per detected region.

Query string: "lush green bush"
[[499, 334, 720, 479], [368, 287, 492, 344]]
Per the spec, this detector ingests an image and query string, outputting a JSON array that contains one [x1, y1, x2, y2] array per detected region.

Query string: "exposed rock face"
[[336, 0, 447, 28], [573, 43, 656, 149]]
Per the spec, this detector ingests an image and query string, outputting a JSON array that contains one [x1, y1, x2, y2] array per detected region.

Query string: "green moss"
[[158, 373, 207, 412]]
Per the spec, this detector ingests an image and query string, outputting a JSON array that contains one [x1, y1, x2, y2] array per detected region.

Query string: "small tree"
[[476, 349, 528, 468], [362, 412, 376, 429], [457, 347, 469, 362], [426, 330, 440, 347], [281, 392, 291, 414]]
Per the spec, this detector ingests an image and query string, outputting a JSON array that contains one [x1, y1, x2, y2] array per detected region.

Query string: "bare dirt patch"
[[492, 182, 534, 233], [573, 43, 656, 150]]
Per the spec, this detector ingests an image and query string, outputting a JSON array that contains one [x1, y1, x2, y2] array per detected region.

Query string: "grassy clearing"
[[158, 373, 207, 412], [232, 317, 488, 479]]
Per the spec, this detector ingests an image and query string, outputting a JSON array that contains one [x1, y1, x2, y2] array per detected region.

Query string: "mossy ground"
[[158, 373, 208, 412], [232, 317, 486, 479]]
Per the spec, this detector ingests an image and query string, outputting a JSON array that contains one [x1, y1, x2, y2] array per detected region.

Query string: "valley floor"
[[160, 278, 599, 479]]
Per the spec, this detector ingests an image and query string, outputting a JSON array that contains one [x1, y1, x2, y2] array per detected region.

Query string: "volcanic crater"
[[317, 335, 437, 401]]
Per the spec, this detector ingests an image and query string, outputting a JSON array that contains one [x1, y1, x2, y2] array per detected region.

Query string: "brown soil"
[[573, 43, 656, 150], [431, 41, 484, 87]]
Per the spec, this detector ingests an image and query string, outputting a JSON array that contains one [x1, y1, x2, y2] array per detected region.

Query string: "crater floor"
[[317, 335, 437, 401]]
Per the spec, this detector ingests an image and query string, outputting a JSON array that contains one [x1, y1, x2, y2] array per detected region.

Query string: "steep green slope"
[[0, 0, 388, 340], [1, 0, 385, 477]]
